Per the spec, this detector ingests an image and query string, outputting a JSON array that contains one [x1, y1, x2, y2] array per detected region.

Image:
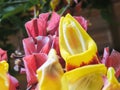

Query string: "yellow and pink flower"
[[18, 12, 120, 90], [0, 48, 19, 90]]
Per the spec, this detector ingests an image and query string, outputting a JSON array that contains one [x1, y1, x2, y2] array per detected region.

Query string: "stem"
[[34, 5, 37, 18], [60, 4, 70, 16]]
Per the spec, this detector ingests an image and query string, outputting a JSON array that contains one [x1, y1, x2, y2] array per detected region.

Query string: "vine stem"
[[60, 4, 70, 16], [34, 5, 37, 18]]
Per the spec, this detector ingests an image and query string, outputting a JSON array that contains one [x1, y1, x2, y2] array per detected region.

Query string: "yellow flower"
[[102, 67, 120, 90], [61, 64, 107, 90], [59, 14, 99, 71], [36, 49, 64, 90], [0, 61, 9, 90]]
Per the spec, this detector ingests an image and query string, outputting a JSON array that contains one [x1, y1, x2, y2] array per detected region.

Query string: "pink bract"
[[74, 16, 88, 30], [102, 47, 120, 78], [101, 47, 109, 64], [23, 53, 47, 86], [8, 74, 19, 90], [47, 12, 60, 35], [0, 48, 7, 61], [25, 12, 88, 38], [25, 12, 60, 37], [23, 36, 52, 55]]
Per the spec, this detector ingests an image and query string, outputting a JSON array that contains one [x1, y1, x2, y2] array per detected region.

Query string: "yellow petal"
[[36, 49, 64, 90], [59, 14, 99, 71], [102, 67, 120, 90], [61, 64, 107, 90], [0, 61, 9, 90]]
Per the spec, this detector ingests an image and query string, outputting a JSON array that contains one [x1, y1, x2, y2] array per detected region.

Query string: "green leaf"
[[1, 4, 25, 20], [3, 6, 15, 12]]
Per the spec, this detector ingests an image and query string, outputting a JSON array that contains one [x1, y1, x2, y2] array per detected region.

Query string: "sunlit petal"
[[0, 61, 9, 90], [36, 49, 64, 90], [62, 64, 107, 90]]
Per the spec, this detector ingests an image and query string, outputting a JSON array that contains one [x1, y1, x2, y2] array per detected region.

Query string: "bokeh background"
[[0, 0, 120, 89]]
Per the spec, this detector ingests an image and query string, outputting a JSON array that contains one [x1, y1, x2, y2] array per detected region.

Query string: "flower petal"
[[103, 49, 120, 78], [23, 37, 36, 55], [74, 16, 88, 30], [23, 36, 52, 55], [36, 49, 64, 90], [101, 47, 109, 64], [59, 14, 99, 71], [47, 12, 60, 35], [25, 18, 39, 37], [39, 12, 50, 21], [23, 53, 47, 86], [8, 74, 19, 90], [62, 64, 107, 90], [0, 50, 19, 90], [36, 36, 51, 54], [0, 61, 9, 90], [52, 36, 65, 68], [25, 12, 50, 37], [0, 48, 7, 61]]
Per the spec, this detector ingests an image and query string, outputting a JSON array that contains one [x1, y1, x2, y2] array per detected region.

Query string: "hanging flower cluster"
[[1, 12, 120, 90], [23, 12, 89, 89]]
